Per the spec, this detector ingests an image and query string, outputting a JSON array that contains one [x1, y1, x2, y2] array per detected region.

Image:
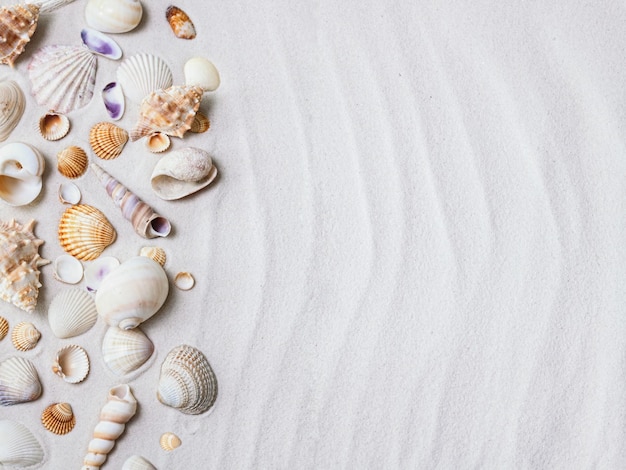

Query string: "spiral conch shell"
[[151, 147, 217, 200], [82, 384, 137, 470]]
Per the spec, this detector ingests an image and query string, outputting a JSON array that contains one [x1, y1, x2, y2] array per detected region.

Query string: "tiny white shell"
[[58, 182, 81, 204], [174, 271, 195, 290], [145, 132, 170, 153], [139, 246, 166, 266], [0, 420, 45, 467], [39, 111, 70, 141], [184, 57, 220, 92], [52, 344, 89, 383], [122, 455, 157, 470], [48, 288, 98, 338], [53, 254, 84, 284], [84, 256, 120, 293]]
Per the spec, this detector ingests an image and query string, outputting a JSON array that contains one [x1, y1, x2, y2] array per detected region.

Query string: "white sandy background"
[[1, 0, 625, 468]]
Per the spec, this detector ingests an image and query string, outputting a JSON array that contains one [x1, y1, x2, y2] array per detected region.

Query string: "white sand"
[[1, 0, 625, 468]]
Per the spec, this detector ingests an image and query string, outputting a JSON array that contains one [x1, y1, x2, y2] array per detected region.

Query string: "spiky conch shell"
[[41, 402, 75, 434], [58, 204, 116, 260], [0, 219, 49, 312], [0, 4, 39, 67]]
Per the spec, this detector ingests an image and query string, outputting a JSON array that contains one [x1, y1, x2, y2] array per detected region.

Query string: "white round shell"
[[184, 57, 220, 92], [122, 455, 157, 470], [48, 288, 98, 339], [58, 182, 81, 204], [174, 271, 195, 290], [85, 0, 143, 33], [53, 254, 84, 284], [102, 326, 154, 376]]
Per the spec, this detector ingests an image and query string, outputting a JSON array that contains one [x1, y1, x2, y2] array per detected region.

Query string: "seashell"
[[52, 344, 89, 383], [57, 145, 88, 179], [0, 142, 45, 206], [0, 219, 49, 312], [39, 110, 70, 141], [48, 288, 98, 338], [159, 432, 181, 451], [28, 45, 97, 114], [96, 255, 169, 330], [0, 316, 7, 340], [102, 82, 124, 120], [130, 85, 203, 141], [0, 4, 39, 67], [150, 147, 218, 200], [122, 455, 157, 470], [157, 345, 218, 415], [84, 256, 119, 293], [53, 254, 83, 284], [0, 356, 42, 405], [91, 163, 172, 238], [139, 246, 166, 266], [189, 110, 210, 133], [85, 0, 143, 33], [82, 384, 137, 469], [174, 271, 194, 290], [102, 326, 154, 376], [89, 121, 128, 160], [116, 53, 173, 104], [145, 131, 170, 153], [0, 420, 44, 467], [166, 5, 195, 39], [58, 204, 117, 260], [81, 28, 122, 59], [184, 57, 220, 92], [42, 402, 75, 434], [59, 181, 81, 204], [0, 80, 25, 141], [11, 321, 40, 351]]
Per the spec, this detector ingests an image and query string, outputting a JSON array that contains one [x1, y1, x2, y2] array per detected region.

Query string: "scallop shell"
[[84, 256, 119, 292], [81, 28, 122, 59], [0, 316, 7, 340], [150, 147, 218, 200], [0, 4, 39, 67], [0, 420, 44, 467], [130, 85, 203, 141], [0, 356, 42, 405], [102, 326, 154, 376], [174, 271, 194, 290], [0, 80, 25, 141], [89, 121, 128, 160], [58, 182, 81, 204], [41, 402, 75, 435], [11, 321, 40, 351], [145, 131, 170, 153], [85, 0, 143, 33], [58, 204, 117, 260], [139, 246, 166, 266], [57, 145, 88, 179], [184, 57, 220, 92], [102, 81, 125, 120], [189, 111, 210, 133], [52, 344, 89, 383], [157, 345, 218, 415], [28, 45, 97, 114], [122, 455, 157, 470], [166, 5, 195, 39], [159, 431, 181, 451], [0, 142, 45, 206], [117, 53, 173, 103], [39, 111, 70, 141], [48, 288, 97, 338]]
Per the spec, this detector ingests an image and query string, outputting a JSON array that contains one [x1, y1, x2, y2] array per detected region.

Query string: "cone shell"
[[146, 132, 170, 153], [0, 316, 7, 340], [39, 111, 70, 141], [157, 345, 218, 415], [48, 288, 98, 338], [102, 326, 154, 376], [139, 246, 166, 266], [57, 145, 88, 179], [159, 431, 181, 451], [0, 420, 44, 467], [58, 204, 116, 260], [41, 402, 75, 435], [89, 121, 128, 160], [190, 111, 210, 133], [0, 80, 25, 141], [0, 4, 39, 67], [52, 344, 89, 384], [117, 53, 173, 104], [0, 356, 42, 406], [11, 321, 40, 351], [122, 455, 157, 470], [166, 5, 195, 39]]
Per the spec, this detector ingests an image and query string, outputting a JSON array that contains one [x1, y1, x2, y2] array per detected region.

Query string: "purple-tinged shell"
[[102, 82, 125, 120], [80, 28, 122, 60]]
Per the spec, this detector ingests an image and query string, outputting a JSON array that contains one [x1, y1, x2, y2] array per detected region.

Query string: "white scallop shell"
[[53, 254, 84, 284], [150, 147, 217, 200], [0, 142, 45, 206], [122, 455, 157, 470], [52, 344, 89, 383], [59, 182, 81, 204], [84, 256, 120, 293], [117, 53, 173, 103], [184, 57, 220, 92], [28, 45, 97, 114], [102, 326, 154, 376], [85, 0, 143, 33], [0, 356, 42, 406], [48, 288, 98, 339], [0, 80, 25, 142], [0, 420, 44, 467]]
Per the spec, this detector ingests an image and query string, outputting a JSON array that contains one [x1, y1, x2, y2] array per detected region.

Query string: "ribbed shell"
[[52, 344, 89, 384], [0, 316, 7, 340], [27, 45, 97, 114], [39, 111, 70, 141], [89, 121, 128, 160], [0, 420, 44, 467], [41, 402, 75, 434], [58, 204, 116, 260], [165, 5, 195, 39], [189, 111, 210, 133], [11, 321, 40, 351], [102, 326, 154, 376], [157, 345, 218, 415], [159, 431, 181, 451], [57, 145, 88, 179], [0, 80, 25, 141], [48, 288, 98, 338], [139, 246, 166, 266], [117, 53, 173, 103], [0, 356, 42, 406], [122, 455, 157, 470], [145, 131, 170, 153], [0, 4, 39, 67]]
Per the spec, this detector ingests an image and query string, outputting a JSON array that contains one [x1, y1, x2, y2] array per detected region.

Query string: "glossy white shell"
[[102, 326, 154, 376], [117, 53, 173, 103], [53, 254, 84, 284], [150, 147, 218, 200], [58, 182, 81, 204], [85, 0, 143, 33], [0, 356, 42, 405], [0, 420, 44, 467], [122, 455, 157, 470], [48, 288, 98, 338], [0, 80, 25, 142], [184, 57, 220, 92], [0, 142, 45, 206], [52, 344, 90, 383]]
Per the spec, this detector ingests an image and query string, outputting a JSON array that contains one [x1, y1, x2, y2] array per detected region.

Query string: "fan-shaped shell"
[[52, 344, 89, 383], [0, 316, 7, 340], [58, 204, 116, 260], [0, 420, 44, 467], [0, 4, 39, 67], [150, 147, 218, 200], [139, 246, 166, 266], [145, 132, 170, 153], [89, 121, 128, 160], [102, 326, 154, 376], [11, 321, 41, 351], [28, 45, 97, 114], [0, 356, 42, 405], [122, 455, 157, 470], [117, 53, 173, 103], [166, 5, 195, 39], [57, 145, 88, 179], [41, 402, 75, 434], [53, 254, 83, 284], [39, 111, 70, 141], [48, 288, 98, 338], [0, 80, 25, 141], [85, 0, 143, 33], [189, 111, 210, 133], [157, 345, 218, 415], [159, 432, 181, 451], [0, 142, 45, 206]]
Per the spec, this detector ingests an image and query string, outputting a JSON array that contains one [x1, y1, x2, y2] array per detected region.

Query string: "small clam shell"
[[102, 82, 125, 120], [48, 288, 98, 339], [58, 204, 117, 260], [159, 432, 181, 451], [39, 111, 70, 141], [145, 132, 170, 153], [174, 271, 194, 290], [0, 316, 8, 340], [166, 5, 196, 39], [122, 455, 157, 470], [57, 145, 88, 179], [0, 420, 44, 467], [189, 111, 210, 133], [102, 326, 154, 376], [52, 344, 89, 384], [58, 182, 81, 204], [0, 80, 25, 142], [53, 254, 84, 284], [89, 121, 128, 160], [139, 246, 166, 266], [81, 28, 122, 60], [41, 402, 75, 435], [11, 321, 41, 351], [150, 147, 217, 200], [184, 57, 220, 92], [116, 53, 173, 104], [0, 356, 42, 405], [85, 0, 143, 33], [84, 256, 120, 293]]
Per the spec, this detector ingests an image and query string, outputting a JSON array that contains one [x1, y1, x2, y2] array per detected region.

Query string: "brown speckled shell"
[[165, 5, 195, 39]]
